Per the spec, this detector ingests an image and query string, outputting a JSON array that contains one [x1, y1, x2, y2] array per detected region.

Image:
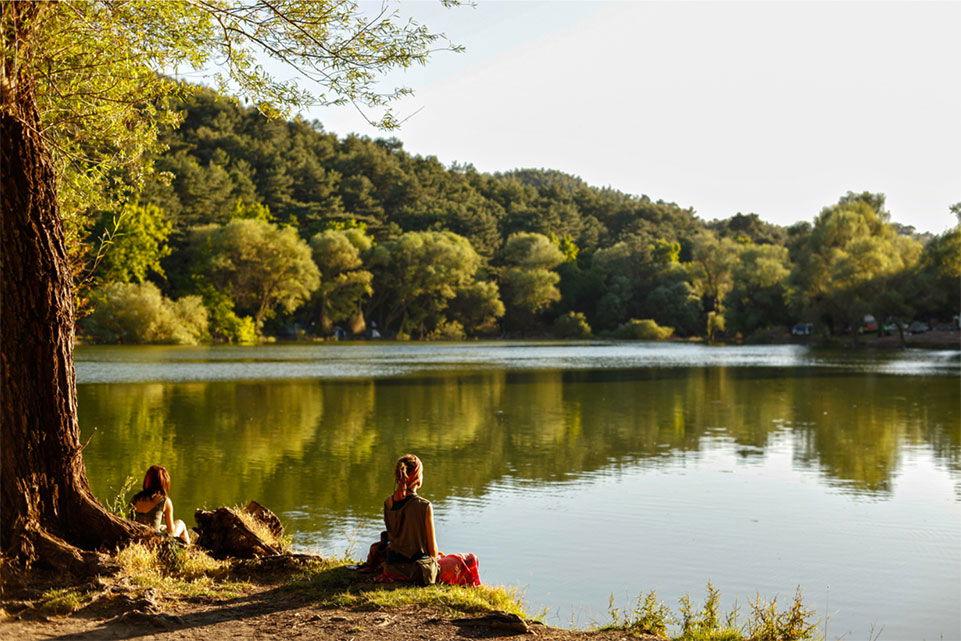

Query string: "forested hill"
[[82, 87, 959, 344], [143, 88, 708, 257]]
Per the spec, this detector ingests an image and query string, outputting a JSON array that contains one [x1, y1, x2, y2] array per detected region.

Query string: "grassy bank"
[[6, 544, 822, 641]]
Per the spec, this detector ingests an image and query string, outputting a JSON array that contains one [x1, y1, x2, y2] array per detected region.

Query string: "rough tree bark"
[[1, 0, 147, 573]]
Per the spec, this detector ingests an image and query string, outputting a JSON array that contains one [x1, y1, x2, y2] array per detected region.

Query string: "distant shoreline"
[[73, 330, 961, 351]]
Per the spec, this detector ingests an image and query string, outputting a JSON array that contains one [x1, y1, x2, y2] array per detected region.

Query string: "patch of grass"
[[338, 583, 528, 617], [106, 475, 136, 518], [600, 590, 673, 637], [746, 588, 819, 641], [233, 505, 291, 551], [35, 587, 96, 615], [601, 583, 820, 641], [116, 542, 250, 600], [284, 558, 529, 618]]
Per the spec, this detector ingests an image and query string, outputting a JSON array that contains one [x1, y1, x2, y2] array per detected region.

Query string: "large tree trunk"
[[1, 1, 145, 573]]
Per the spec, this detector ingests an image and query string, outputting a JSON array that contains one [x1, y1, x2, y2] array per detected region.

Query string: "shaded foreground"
[[1, 540, 820, 641], [1, 550, 653, 641], [1, 508, 818, 640]]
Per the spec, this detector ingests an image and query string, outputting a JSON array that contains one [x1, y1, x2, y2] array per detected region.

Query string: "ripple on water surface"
[[75, 342, 959, 383]]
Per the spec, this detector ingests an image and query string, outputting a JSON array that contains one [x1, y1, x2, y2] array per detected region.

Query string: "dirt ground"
[[0, 582, 656, 641]]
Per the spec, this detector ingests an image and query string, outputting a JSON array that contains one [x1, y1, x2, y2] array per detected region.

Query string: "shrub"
[[552, 311, 592, 338], [206, 300, 258, 343], [427, 319, 466, 341], [169, 295, 209, 344], [82, 282, 208, 344], [617, 318, 674, 341]]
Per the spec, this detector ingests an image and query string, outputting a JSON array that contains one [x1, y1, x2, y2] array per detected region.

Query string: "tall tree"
[[190, 219, 320, 329], [790, 194, 922, 337], [309, 225, 374, 334], [1, 0, 459, 569], [368, 230, 481, 336]]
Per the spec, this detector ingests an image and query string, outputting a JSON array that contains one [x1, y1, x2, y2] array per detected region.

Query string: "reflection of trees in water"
[[789, 373, 960, 492], [80, 381, 324, 511], [80, 369, 959, 536]]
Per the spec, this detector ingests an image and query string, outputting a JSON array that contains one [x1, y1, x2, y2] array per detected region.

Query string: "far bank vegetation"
[[76, 89, 959, 345]]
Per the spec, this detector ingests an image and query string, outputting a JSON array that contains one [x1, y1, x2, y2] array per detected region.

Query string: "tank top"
[[383, 493, 431, 561], [133, 497, 166, 530]]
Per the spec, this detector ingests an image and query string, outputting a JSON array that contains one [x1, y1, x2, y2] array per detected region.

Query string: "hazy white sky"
[[294, 1, 960, 233]]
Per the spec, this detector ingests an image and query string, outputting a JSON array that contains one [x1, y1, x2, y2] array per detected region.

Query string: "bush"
[[82, 282, 208, 344], [206, 299, 258, 343], [427, 319, 466, 341], [552, 311, 592, 338], [617, 318, 674, 341]]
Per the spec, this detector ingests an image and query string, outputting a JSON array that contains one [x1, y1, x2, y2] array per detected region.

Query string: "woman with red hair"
[[130, 465, 190, 544], [381, 454, 440, 585]]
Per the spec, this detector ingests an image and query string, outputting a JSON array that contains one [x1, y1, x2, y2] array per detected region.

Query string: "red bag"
[[438, 553, 481, 587]]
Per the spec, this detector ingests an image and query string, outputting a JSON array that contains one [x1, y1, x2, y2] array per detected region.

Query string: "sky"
[[276, 1, 961, 234]]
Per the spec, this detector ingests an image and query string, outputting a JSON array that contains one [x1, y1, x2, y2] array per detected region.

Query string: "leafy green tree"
[[499, 232, 565, 329], [709, 212, 786, 246], [552, 311, 592, 338], [638, 266, 702, 336], [590, 234, 699, 334], [190, 219, 320, 329], [82, 282, 207, 345], [368, 230, 481, 336], [501, 268, 562, 317], [94, 202, 173, 285], [914, 222, 961, 320], [309, 225, 375, 334], [1, 0, 462, 566], [687, 231, 739, 316], [501, 232, 565, 269], [790, 195, 922, 336], [447, 281, 505, 336], [726, 243, 792, 336]]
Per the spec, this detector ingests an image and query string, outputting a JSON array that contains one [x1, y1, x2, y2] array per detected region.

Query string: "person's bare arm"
[[424, 503, 439, 558], [164, 498, 175, 534]]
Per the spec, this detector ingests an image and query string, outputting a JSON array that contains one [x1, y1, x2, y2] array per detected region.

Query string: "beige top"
[[383, 494, 436, 561]]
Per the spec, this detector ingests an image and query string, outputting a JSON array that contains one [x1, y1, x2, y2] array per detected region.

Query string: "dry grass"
[[232, 507, 290, 551], [115, 542, 250, 600], [33, 588, 97, 616]]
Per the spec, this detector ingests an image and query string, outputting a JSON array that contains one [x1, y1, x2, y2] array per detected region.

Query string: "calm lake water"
[[75, 342, 960, 641]]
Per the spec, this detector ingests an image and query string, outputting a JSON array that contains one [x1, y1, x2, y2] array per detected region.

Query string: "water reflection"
[[80, 367, 959, 528]]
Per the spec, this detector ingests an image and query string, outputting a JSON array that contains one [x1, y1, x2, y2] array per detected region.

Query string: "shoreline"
[[1, 558, 659, 641], [73, 329, 961, 350]]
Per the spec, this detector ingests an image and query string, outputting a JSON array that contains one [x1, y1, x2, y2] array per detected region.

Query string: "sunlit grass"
[[116, 542, 250, 600], [600, 582, 820, 641], [232, 505, 291, 551], [284, 558, 529, 618], [34, 587, 96, 615]]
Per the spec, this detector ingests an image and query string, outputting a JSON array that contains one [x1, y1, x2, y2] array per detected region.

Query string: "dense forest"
[[77, 87, 960, 344]]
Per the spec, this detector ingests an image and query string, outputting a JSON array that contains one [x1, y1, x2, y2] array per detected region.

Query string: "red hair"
[[393, 454, 422, 502], [142, 465, 171, 496]]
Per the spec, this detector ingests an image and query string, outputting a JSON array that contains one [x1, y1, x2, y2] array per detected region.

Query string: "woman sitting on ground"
[[381, 454, 440, 585], [130, 465, 190, 544]]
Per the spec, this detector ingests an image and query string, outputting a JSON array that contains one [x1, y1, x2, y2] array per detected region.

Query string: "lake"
[[75, 342, 960, 641]]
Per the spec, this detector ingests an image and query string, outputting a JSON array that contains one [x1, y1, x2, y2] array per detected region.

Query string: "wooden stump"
[[193, 504, 285, 559]]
